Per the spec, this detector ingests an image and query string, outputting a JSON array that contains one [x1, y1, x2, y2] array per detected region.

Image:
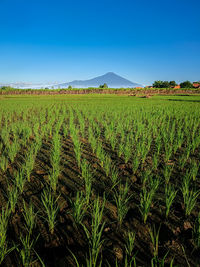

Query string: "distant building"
[[193, 82, 200, 88], [174, 85, 180, 89]]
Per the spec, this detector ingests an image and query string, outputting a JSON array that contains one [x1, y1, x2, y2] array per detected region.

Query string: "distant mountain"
[[0, 73, 143, 89], [55, 72, 142, 88]]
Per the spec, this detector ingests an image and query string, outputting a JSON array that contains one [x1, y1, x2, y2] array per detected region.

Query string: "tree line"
[[152, 80, 195, 88]]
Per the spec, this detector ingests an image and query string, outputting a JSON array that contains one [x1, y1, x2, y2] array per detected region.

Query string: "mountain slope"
[[56, 72, 142, 88], [1, 72, 143, 89]]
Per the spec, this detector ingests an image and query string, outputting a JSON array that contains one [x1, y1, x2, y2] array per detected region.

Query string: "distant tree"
[[180, 81, 193, 88], [0, 86, 12, 90], [152, 81, 162, 88], [169, 81, 177, 88], [68, 85, 72, 89], [152, 81, 170, 88], [44, 87, 49, 89], [99, 83, 108, 89], [162, 81, 170, 88]]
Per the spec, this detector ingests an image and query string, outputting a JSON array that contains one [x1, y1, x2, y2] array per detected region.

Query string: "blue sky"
[[0, 0, 200, 85]]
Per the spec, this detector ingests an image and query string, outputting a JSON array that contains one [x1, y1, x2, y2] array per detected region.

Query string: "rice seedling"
[[155, 136, 161, 155], [149, 224, 161, 258], [151, 252, 170, 267], [164, 143, 173, 163], [18, 234, 35, 266], [110, 167, 119, 189], [73, 138, 82, 168], [181, 171, 196, 215], [141, 169, 152, 189], [49, 167, 59, 191], [110, 135, 117, 150], [81, 160, 93, 204], [149, 176, 160, 192], [163, 165, 173, 184], [182, 188, 200, 216], [118, 142, 124, 158], [71, 191, 88, 225], [24, 151, 35, 182], [192, 135, 200, 153], [50, 133, 61, 168], [21, 126, 32, 146], [0, 234, 15, 265], [63, 124, 69, 137], [103, 155, 112, 177], [82, 196, 106, 267], [140, 188, 154, 224], [88, 132, 97, 153], [124, 231, 136, 256], [0, 205, 10, 235], [165, 184, 177, 218], [7, 141, 20, 163], [124, 144, 132, 164], [153, 153, 158, 170], [95, 142, 103, 159], [141, 144, 148, 164], [139, 177, 159, 224], [23, 201, 37, 234], [179, 154, 187, 170], [70, 124, 82, 168], [77, 112, 85, 136], [114, 181, 132, 226], [18, 234, 40, 267], [184, 144, 192, 161], [32, 138, 42, 155], [7, 184, 19, 213], [33, 122, 39, 137], [49, 133, 61, 191], [14, 169, 26, 193], [181, 171, 191, 199], [189, 160, 199, 181], [95, 143, 106, 168], [132, 155, 140, 174], [124, 231, 137, 266], [41, 188, 59, 234], [0, 155, 8, 172], [1, 128, 9, 146]]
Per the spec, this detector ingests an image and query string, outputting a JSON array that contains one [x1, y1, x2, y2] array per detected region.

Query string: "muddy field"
[[0, 95, 200, 266]]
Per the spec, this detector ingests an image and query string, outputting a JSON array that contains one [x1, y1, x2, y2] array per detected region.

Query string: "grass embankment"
[[0, 87, 200, 96]]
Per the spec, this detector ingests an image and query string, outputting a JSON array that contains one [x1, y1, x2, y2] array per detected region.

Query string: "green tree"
[[169, 81, 177, 88], [99, 83, 108, 89], [152, 81, 162, 88], [152, 81, 170, 88], [68, 85, 72, 89], [0, 86, 12, 90], [162, 81, 170, 88], [180, 81, 193, 88]]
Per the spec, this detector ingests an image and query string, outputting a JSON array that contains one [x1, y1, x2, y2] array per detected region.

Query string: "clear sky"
[[0, 0, 200, 85]]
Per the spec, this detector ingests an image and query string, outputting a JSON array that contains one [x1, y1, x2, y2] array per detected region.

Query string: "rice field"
[[0, 94, 200, 266]]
